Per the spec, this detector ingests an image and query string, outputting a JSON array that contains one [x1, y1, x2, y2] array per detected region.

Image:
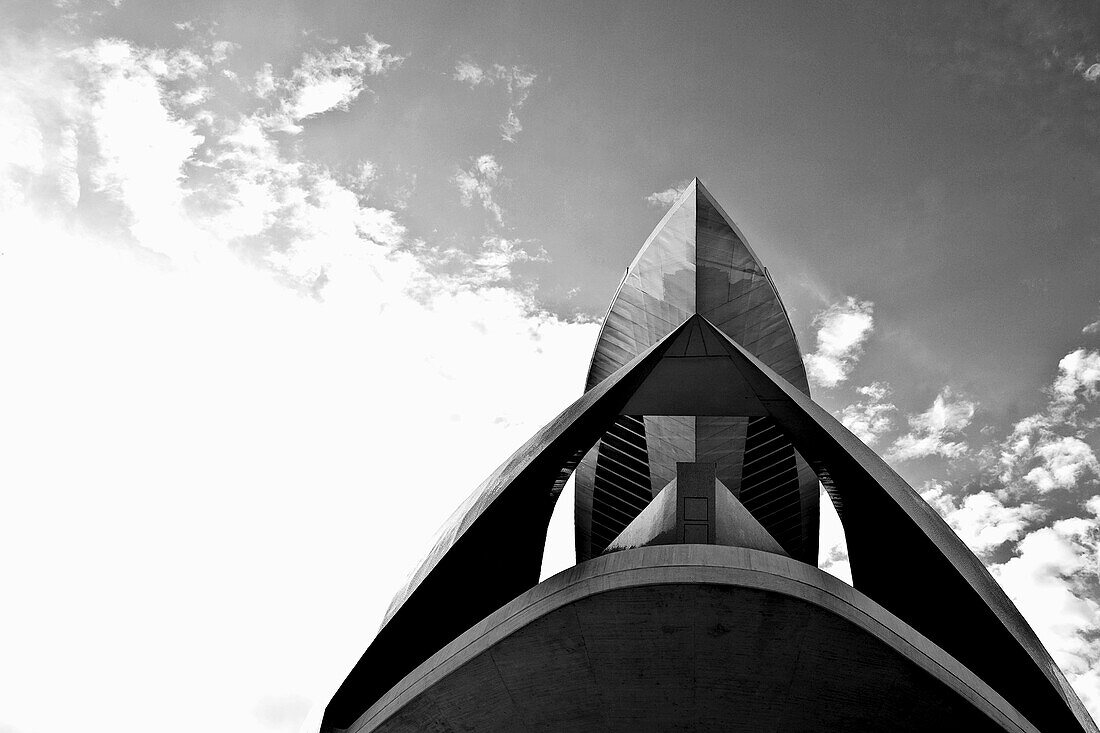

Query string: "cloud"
[[66, 39, 207, 257], [290, 36, 402, 120], [1083, 302, 1100, 337], [254, 62, 276, 98], [818, 487, 852, 585], [990, 510, 1100, 713], [453, 153, 504, 224], [821, 302, 1100, 714], [1022, 436, 1099, 493], [470, 236, 545, 283], [921, 483, 1043, 556], [0, 27, 596, 733], [452, 59, 536, 141], [803, 297, 874, 388], [256, 35, 403, 131], [405, 236, 547, 287], [499, 109, 523, 142], [453, 60, 485, 86], [885, 387, 976, 461], [997, 346, 1100, 496], [644, 180, 691, 208], [837, 382, 896, 446], [1053, 348, 1100, 405]]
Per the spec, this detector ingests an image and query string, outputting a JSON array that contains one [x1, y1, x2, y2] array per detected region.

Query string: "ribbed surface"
[[738, 416, 803, 554], [591, 415, 651, 553]]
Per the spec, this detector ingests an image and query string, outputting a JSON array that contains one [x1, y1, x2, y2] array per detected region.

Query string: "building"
[[320, 180, 1097, 733]]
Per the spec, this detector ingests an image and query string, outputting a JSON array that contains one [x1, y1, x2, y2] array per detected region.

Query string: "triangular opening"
[[619, 316, 768, 417]]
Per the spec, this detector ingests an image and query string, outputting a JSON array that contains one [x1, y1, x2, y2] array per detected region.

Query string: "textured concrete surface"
[[348, 546, 1039, 733], [605, 461, 786, 555]]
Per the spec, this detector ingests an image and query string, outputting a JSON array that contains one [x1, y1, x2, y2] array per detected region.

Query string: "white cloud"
[[1023, 436, 1100, 493], [500, 108, 523, 142], [814, 267, 1100, 717], [408, 235, 546, 287], [991, 512, 1100, 712], [1083, 63, 1100, 82], [645, 179, 690, 208], [0, 29, 595, 733], [997, 349, 1100, 496], [290, 37, 402, 119], [453, 60, 485, 86], [254, 62, 276, 98], [70, 40, 207, 258], [921, 484, 1043, 556], [453, 153, 504, 224], [818, 487, 852, 585], [1053, 348, 1100, 405], [803, 297, 874, 388], [451, 60, 536, 141], [251, 35, 404, 131], [470, 236, 545, 283], [837, 381, 896, 446], [886, 387, 976, 461]]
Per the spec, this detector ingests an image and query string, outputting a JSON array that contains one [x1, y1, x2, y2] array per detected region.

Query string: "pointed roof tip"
[[691, 178, 724, 209]]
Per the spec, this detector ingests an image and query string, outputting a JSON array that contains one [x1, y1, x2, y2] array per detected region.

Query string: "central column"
[[676, 461, 717, 544]]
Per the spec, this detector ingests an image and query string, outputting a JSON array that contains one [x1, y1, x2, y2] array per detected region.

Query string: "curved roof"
[[575, 179, 818, 562], [321, 315, 1097, 733], [321, 183, 1097, 733], [350, 546, 1040, 733]]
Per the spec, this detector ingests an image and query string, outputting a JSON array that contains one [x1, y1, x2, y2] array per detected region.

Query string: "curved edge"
[[705, 316, 1099, 733], [348, 545, 1039, 733], [320, 320, 696, 731]]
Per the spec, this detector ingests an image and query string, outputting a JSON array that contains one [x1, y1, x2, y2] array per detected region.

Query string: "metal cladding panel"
[[585, 193, 696, 390], [577, 180, 817, 562]]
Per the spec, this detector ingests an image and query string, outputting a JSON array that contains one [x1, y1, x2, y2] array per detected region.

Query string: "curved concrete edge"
[[319, 320, 694, 728], [707, 317, 1097, 733], [346, 546, 1040, 733]]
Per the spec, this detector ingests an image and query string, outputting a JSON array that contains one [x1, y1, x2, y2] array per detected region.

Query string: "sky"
[[1, 0, 1100, 731]]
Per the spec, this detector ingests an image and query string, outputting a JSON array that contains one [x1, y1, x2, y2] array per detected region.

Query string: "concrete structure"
[[321, 181, 1097, 733], [575, 181, 817, 565]]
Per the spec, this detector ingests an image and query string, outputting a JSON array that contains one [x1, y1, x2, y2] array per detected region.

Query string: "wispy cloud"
[[453, 153, 504, 224], [452, 59, 536, 142], [1076, 61, 1100, 82], [453, 60, 485, 86], [921, 483, 1043, 556], [645, 180, 690, 208], [803, 297, 874, 388], [837, 382, 896, 446], [885, 388, 976, 462], [870, 316, 1100, 711], [256, 35, 403, 131]]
